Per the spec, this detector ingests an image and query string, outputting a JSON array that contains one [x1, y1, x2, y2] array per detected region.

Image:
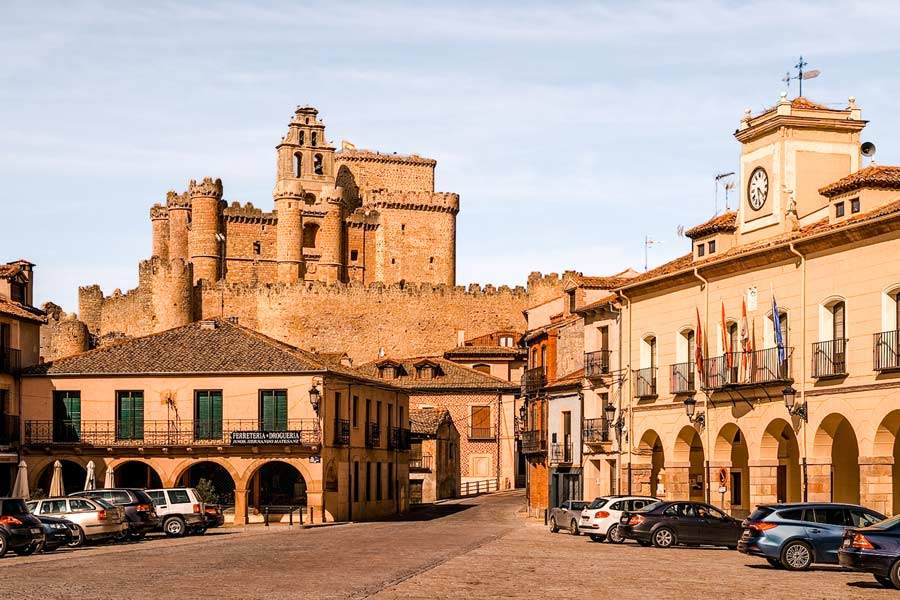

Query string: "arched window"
[[676, 328, 695, 364], [472, 364, 491, 374], [727, 322, 739, 356], [293, 153, 302, 177], [641, 335, 657, 369], [302, 223, 319, 248], [298, 130, 305, 145], [311, 131, 317, 147], [313, 153, 324, 175], [531, 348, 538, 368], [878, 287, 900, 370]]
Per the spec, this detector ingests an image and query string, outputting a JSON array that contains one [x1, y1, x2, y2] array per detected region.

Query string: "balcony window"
[[116, 391, 144, 441], [195, 390, 223, 440], [470, 405, 493, 439], [259, 389, 288, 432], [835, 202, 845, 218], [875, 289, 900, 371]]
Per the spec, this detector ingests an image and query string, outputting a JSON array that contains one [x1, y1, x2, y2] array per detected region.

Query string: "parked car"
[[739, 502, 886, 571], [549, 500, 588, 535], [619, 500, 742, 549], [70, 489, 159, 539], [204, 504, 225, 528], [839, 514, 900, 588], [34, 515, 78, 552], [0, 498, 45, 557], [146, 488, 206, 537], [27, 497, 126, 547], [580, 495, 658, 543]]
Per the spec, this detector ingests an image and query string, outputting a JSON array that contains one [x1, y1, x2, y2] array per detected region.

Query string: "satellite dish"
[[861, 142, 877, 157], [802, 69, 820, 80]]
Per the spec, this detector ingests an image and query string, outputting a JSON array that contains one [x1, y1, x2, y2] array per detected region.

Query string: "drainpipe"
[[788, 243, 808, 502], [347, 381, 352, 522], [693, 267, 712, 506], [618, 289, 632, 495]]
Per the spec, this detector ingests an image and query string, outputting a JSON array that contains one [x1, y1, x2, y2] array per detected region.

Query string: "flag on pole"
[[772, 294, 786, 365], [720, 301, 730, 368], [740, 298, 752, 382], [695, 308, 705, 387]]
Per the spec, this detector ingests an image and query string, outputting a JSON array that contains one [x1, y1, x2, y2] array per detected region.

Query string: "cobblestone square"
[[0, 492, 892, 599]]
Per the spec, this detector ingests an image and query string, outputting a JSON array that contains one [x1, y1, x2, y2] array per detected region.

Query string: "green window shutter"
[[196, 391, 210, 439], [261, 391, 275, 431], [276, 390, 287, 431], [133, 392, 144, 440], [212, 391, 223, 438], [117, 393, 131, 440], [55, 392, 81, 442]]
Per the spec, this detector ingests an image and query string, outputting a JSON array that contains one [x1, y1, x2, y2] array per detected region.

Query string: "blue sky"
[[2, 1, 899, 311]]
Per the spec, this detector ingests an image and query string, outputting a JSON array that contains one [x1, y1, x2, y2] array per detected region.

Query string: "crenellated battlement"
[[166, 190, 190, 210], [224, 201, 277, 224], [189, 177, 223, 200], [336, 149, 436, 167], [150, 204, 169, 220], [364, 189, 460, 214]]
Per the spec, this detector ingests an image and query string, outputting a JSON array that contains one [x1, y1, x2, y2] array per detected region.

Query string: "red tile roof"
[[574, 293, 619, 314], [790, 97, 830, 110], [819, 166, 900, 197], [0, 299, 46, 324], [684, 211, 737, 239], [357, 356, 518, 391]]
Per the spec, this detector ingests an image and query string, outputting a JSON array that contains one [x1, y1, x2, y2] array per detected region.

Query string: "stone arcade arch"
[[872, 410, 900, 516], [714, 423, 750, 517], [813, 413, 860, 504], [673, 426, 705, 502], [759, 419, 801, 504], [633, 429, 665, 498], [35, 458, 88, 497], [113, 460, 163, 489], [246, 460, 308, 509], [175, 460, 238, 506]]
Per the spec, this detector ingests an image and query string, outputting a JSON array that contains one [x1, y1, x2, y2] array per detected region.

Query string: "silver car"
[[27, 497, 127, 546], [549, 500, 588, 535]]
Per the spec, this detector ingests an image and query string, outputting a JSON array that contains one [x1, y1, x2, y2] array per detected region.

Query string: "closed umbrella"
[[10, 460, 29, 499], [49, 460, 65, 497], [84, 460, 96, 491], [104, 466, 115, 488]]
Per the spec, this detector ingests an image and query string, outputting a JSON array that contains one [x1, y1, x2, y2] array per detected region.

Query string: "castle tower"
[[275, 106, 336, 195], [150, 204, 170, 260], [53, 315, 90, 359], [319, 187, 344, 283], [188, 177, 224, 284], [273, 179, 305, 283], [150, 258, 194, 332], [167, 190, 191, 263]]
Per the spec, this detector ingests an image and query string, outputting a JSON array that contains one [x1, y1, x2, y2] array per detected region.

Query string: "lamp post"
[[783, 384, 807, 421], [308, 384, 321, 415], [604, 402, 625, 441], [518, 402, 528, 434], [683, 396, 705, 428]]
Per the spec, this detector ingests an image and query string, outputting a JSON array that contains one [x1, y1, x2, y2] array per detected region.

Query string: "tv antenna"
[[714, 171, 735, 213], [782, 56, 820, 97], [644, 236, 660, 271]]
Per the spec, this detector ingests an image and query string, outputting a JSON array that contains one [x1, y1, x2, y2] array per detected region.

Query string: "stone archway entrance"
[[248, 460, 308, 509], [177, 461, 237, 506], [674, 426, 705, 502], [873, 410, 900, 516], [36, 459, 87, 497], [760, 419, 801, 504], [715, 424, 750, 517], [633, 430, 665, 498], [115, 460, 163, 489], [814, 414, 860, 504]]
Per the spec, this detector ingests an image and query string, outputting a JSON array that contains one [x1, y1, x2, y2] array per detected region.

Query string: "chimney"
[[456, 330, 465, 347]]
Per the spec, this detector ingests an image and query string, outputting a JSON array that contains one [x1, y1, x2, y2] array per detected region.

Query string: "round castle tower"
[[54, 314, 90, 358], [150, 203, 170, 260], [166, 190, 191, 263], [188, 177, 224, 284]]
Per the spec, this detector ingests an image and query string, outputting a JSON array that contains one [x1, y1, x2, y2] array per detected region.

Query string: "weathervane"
[[782, 56, 820, 97]]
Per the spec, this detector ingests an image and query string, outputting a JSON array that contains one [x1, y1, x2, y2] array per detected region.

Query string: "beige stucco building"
[[615, 94, 900, 517], [20, 319, 411, 523]]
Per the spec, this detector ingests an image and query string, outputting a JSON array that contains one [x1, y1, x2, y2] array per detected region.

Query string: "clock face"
[[748, 167, 768, 211]]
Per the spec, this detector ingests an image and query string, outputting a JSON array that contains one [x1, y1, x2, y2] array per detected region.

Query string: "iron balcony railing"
[[669, 361, 696, 394], [0, 414, 19, 445], [469, 426, 496, 441], [874, 331, 900, 372], [583, 417, 610, 445], [0, 348, 21, 374], [521, 366, 546, 396], [365, 422, 381, 448], [333, 418, 350, 446], [584, 350, 611, 378], [634, 367, 657, 398], [392, 427, 411, 451], [520, 429, 547, 455], [550, 441, 573, 464], [409, 453, 433, 471], [23, 419, 321, 448], [701, 347, 792, 389], [812, 339, 848, 378]]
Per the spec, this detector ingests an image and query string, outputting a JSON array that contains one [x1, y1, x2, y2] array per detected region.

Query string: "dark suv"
[[70, 489, 159, 539], [0, 498, 45, 557]]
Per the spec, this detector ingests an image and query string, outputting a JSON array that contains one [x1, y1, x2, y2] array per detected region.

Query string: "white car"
[[146, 488, 207, 537], [580, 495, 658, 543]]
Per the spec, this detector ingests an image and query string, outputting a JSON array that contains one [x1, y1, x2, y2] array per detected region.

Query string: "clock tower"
[[734, 92, 867, 242]]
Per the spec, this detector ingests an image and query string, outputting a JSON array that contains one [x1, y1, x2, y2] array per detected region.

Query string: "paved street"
[[0, 491, 894, 599]]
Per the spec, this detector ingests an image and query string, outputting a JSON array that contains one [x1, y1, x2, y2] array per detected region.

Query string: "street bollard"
[[299, 506, 304, 525], [308, 505, 313, 524], [289, 506, 293, 528], [264, 505, 269, 527]]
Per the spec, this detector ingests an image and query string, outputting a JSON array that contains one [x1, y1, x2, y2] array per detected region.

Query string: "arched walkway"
[[634, 430, 665, 498], [176, 460, 237, 506], [35, 459, 87, 497], [246, 460, 308, 509], [673, 426, 705, 502], [813, 413, 860, 504], [113, 460, 163, 489], [715, 423, 750, 517], [760, 419, 801, 503], [873, 410, 900, 515]]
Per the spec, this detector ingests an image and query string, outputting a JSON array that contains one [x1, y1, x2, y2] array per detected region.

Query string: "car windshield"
[[867, 514, 900, 530], [1, 499, 29, 515], [588, 498, 609, 509]]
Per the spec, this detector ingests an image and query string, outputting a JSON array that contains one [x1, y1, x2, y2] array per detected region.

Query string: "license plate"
[[30, 528, 42, 534]]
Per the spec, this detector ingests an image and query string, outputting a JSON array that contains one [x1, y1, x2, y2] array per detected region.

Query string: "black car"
[[204, 504, 225, 528], [839, 514, 900, 588], [619, 500, 742, 549], [70, 489, 159, 539], [35, 515, 78, 552], [0, 498, 45, 557]]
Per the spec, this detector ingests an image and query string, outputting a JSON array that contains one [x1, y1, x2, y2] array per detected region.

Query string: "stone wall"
[[336, 152, 435, 193]]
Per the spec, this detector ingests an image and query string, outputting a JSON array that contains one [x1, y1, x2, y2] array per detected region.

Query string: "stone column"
[[806, 458, 832, 502], [274, 180, 304, 283], [233, 488, 247, 526], [859, 456, 894, 516], [188, 177, 224, 284], [665, 463, 690, 501], [749, 460, 780, 506], [709, 461, 732, 513]]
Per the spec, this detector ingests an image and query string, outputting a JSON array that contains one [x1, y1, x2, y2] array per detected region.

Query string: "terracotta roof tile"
[[443, 345, 526, 359], [819, 166, 900, 197], [574, 293, 618, 314], [357, 356, 517, 391], [684, 211, 737, 239], [546, 368, 585, 390], [0, 299, 46, 324], [790, 97, 830, 110], [409, 407, 451, 436]]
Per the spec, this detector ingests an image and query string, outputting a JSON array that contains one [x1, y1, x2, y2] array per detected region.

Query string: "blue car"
[[738, 502, 886, 570]]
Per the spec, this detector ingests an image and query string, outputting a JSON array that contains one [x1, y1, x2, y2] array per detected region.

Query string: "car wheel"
[[766, 558, 783, 569], [0, 533, 7, 558], [652, 527, 677, 548], [15, 543, 39, 556], [780, 540, 813, 571], [570, 520, 580, 536], [549, 517, 559, 533], [164, 517, 186, 537], [889, 560, 900, 589], [875, 574, 896, 589], [67, 526, 85, 548], [606, 524, 625, 544]]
